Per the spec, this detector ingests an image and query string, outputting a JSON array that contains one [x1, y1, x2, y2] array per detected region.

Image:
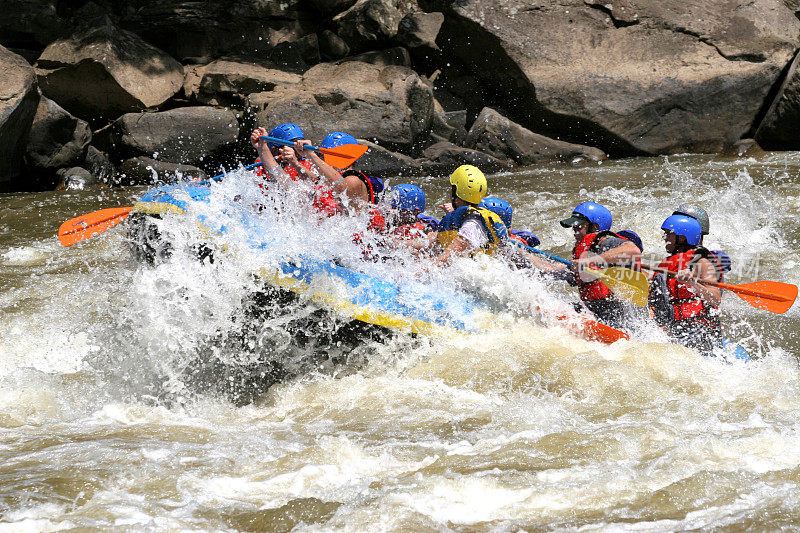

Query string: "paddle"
[[512, 241, 650, 306], [260, 135, 368, 169], [638, 263, 797, 314], [57, 161, 265, 247]]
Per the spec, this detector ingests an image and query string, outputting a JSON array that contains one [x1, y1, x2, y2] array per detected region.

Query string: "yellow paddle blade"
[[588, 266, 650, 307]]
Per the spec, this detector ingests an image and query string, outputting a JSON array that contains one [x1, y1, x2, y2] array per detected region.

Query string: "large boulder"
[[0, 46, 40, 189], [466, 107, 606, 164], [184, 60, 302, 107], [249, 61, 434, 151], [113, 107, 240, 164], [356, 140, 419, 177], [26, 96, 91, 171], [36, 24, 184, 121], [755, 51, 800, 150], [396, 12, 444, 50], [439, 0, 800, 155], [117, 157, 206, 186], [120, 1, 314, 62], [0, 1, 64, 49], [334, 0, 420, 52], [419, 141, 511, 175]]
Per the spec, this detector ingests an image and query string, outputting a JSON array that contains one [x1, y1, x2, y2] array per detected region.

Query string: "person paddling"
[[386, 184, 431, 239], [673, 204, 731, 278], [648, 214, 722, 354], [250, 123, 317, 182], [404, 165, 507, 265], [479, 197, 541, 248], [553, 202, 642, 329]]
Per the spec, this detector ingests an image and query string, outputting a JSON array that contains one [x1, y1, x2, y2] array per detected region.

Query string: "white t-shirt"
[[458, 218, 490, 249]]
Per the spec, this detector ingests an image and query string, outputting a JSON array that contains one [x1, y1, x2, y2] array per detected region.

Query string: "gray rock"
[[0, 46, 40, 188], [184, 60, 302, 106], [114, 107, 240, 164], [0, 0, 64, 49], [36, 23, 184, 121], [26, 96, 91, 171], [120, 1, 311, 61], [249, 61, 433, 151], [756, 51, 800, 150], [334, 0, 419, 52], [466, 108, 606, 165], [319, 30, 351, 60], [117, 157, 206, 186], [310, 0, 359, 14], [339, 47, 411, 67], [55, 166, 103, 190], [356, 140, 419, 177], [440, 0, 800, 155], [396, 12, 443, 50], [83, 146, 115, 184], [419, 141, 511, 175]]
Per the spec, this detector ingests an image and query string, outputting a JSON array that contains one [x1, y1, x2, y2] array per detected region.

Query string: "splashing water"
[[2, 153, 800, 530]]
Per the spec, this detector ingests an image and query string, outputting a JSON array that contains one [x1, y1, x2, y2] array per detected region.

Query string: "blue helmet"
[[617, 230, 643, 252], [321, 131, 358, 149], [560, 201, 612, 231], [479, 197, 512, 228], [661, 214, 702, 246], [390, 184, 426, 212], [268, 123, 304, 150]]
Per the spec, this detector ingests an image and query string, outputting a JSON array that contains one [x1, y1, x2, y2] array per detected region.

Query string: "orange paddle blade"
[[719, 280, 797, 314], [58, 207, 133, 246], [320, 143, 369, 169], [554, 314, 630, 344]]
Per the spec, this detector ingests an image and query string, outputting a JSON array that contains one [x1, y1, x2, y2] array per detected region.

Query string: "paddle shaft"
[[639, 263, 791, 303], [260, 135, 360, 160]]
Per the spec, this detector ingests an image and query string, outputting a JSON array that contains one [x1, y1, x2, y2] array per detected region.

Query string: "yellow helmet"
[[449, 165, 487, 205]]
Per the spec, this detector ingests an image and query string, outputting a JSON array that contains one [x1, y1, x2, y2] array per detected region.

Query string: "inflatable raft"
[[126, 179, 749, 360], [127, 180, 630, 344]]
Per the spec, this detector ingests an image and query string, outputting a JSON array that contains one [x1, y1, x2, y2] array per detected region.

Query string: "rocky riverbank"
[[1, 0, 799, 192]]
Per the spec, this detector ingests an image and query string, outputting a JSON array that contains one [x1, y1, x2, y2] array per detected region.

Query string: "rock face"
[[117, 157, 206, 185], [334, 0, 420, 52], [466, 108, 606, 165], [0, 0, 64, 49], [249, 61, 434, 150], [756, 51, 800, 150], [36, 24, 184, 121], [420, 141, 512, 174], [113, 107, 240, 164], [0, 46, 40, 188], [439, 0, 800, 155], [26, 96, 91, 171], [119, 0, 315, 63], [184, 60, 303, 106]]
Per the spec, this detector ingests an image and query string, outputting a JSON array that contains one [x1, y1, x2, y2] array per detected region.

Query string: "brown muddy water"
[[1, 153, 800, 531]]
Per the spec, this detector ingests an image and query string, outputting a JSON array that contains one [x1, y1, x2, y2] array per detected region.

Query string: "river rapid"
[[2, 152, 800, 531]]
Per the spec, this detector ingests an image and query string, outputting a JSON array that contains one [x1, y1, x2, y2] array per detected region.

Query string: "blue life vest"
[[417, 214, 440, 232]]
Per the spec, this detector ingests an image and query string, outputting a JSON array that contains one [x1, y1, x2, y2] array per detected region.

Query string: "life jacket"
[[342, 170, 384, 204], [572, 231, 637, 302], [253, 158, 315, 180], [510, 230, 540, 248], [417, 214, 440, 232], [655, 247, 722, 329], [436, 205, 508, 256], [391, 221, 427, 240], [710, 250, 731, 281]]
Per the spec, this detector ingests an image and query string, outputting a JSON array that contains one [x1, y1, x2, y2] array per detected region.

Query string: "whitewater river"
[[2, 152, 800, 530]]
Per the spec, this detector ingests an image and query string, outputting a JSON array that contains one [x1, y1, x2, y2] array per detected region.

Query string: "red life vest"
[[657, 248, 722, 328], [391, 221, 427, 240], [572, 231, 636, 302]]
